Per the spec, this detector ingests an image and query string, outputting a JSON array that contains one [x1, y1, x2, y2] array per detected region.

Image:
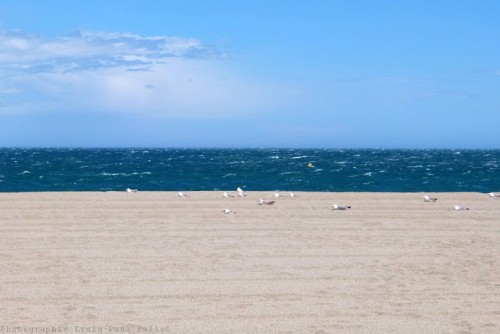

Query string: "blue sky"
[[0, 0, 499, 148]]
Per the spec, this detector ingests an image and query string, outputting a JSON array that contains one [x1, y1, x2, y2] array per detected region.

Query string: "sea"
[[0, 148, 499, 192]]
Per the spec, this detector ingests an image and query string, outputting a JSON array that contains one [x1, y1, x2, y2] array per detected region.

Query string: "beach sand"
[[0, 191, 499, 333]]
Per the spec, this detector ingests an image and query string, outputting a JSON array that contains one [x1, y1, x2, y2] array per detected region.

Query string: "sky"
[[0, 0, 499, 148]]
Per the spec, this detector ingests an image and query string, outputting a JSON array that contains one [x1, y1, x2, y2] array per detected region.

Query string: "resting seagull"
[[488, 192, 500, 198], [222, 208, 236, 214], [332, 204, 351, 210], [454, 205, 469, 211], [126, 188, 138, 193], [423, 195, 438, 202], [178, 192, 190, 198], [258, 199, 275, 205], [223, 192, 234, 198]]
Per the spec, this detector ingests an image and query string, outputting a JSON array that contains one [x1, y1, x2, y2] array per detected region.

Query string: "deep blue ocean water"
[[0, 148, 498, 192]]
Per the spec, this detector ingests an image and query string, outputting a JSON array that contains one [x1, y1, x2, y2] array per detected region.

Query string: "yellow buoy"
[[307, 163, 314, 168]]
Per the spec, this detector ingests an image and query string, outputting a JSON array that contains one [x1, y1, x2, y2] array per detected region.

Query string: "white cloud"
[[0, 29, 285, 117], [0, 30, 222, 71]]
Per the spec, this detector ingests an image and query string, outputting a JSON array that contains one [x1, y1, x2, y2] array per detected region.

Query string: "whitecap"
[[18, 171, 31, 175], [279, 171, 300, 175]]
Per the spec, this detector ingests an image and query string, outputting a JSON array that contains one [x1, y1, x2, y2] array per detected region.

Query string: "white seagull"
[[454, 205, 469, 211], [237, 187, 246, 197], [178, 192, 189, 198], [488, 192, 500, 198], [126, 188, 138, 193], [223, 192, 234, 198], [332, 204, 351, 210], [222, 208, 236, 214], [258, 199, 275, 205], [274, 192, 281, 198], [423, 195, 438, 202]]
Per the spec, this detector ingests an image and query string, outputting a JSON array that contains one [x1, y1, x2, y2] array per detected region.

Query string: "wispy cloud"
[[0, 30, 223, 73], [0, 29, 284, 117]]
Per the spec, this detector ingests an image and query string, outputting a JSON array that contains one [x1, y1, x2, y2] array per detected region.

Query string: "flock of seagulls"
[[422, 195, 472, 211], [124, 187, 499, 215]]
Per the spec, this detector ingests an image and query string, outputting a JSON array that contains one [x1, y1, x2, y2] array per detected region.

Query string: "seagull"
[[223, 192, 234, 198], [126, 188, 138, 193], [488, 192, 500, 198], [289, 192, 296, 198], [274, 192, 281, 198], [237, 187, 246, 197], [258, 199, 275, 205], [454, 205, 469, 211], [178, 192, 189, 198], [332, 204, 351, 210], [423, 195, 438, 202], [222, 208, 236, 214]]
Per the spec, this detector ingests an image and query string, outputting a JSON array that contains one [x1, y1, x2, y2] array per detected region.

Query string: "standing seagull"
[[178, 192, 190, 198], [237, 187, 246, 197], [222, 208, 236, 214], [454, 205, 469, 211], [423, 195, 438, 202], [223, 192, 234, 198]]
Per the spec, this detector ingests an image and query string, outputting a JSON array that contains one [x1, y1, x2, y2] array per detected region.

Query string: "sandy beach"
[[0, 191, 499, 333]]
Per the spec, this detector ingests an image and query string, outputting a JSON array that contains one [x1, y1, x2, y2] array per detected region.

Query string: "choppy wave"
[[0, 148, 498, 192]]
